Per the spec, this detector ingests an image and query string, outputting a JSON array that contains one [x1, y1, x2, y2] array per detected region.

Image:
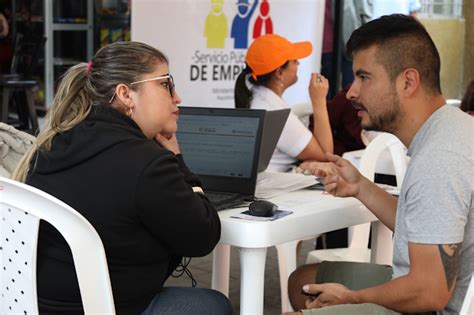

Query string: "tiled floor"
[[166, 239, 316, 315]]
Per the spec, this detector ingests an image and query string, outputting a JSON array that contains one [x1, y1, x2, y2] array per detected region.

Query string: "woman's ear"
[[114, 83, 132, 105], [274, 67, 285, 81]]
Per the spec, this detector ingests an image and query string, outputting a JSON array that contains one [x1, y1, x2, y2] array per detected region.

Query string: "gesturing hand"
[[299, 152, 362, 198]]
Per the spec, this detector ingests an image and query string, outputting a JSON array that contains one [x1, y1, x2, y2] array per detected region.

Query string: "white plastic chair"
[[460, 273, 474, 315], [306, 133, 408, 265], [0, 177, 115, 314], [291, 102, 313, 129], [446, 99, 462, 108]]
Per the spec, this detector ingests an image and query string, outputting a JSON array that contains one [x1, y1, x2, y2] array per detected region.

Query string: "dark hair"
[[346, 14, 441, 94], [460, 79, 474, 112], [234, 62, 289, 109]]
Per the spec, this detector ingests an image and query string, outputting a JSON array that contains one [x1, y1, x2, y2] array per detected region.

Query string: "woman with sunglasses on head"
[[235, 34, 333, 172], [13, 41, 232, 315]]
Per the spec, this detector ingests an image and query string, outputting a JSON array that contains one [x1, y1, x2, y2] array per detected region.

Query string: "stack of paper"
[[256, 171, 318, 199]]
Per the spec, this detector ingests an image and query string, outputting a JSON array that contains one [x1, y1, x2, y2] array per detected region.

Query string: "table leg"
[[370, 221, 393, 265], [25, 89, 38, 133], [212, 243, 231, 296], [240, 247, 268, 315], [276, 241, 298, 313]]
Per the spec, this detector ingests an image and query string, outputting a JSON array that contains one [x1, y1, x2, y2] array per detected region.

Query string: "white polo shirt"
[[251, 86, 312, 172]]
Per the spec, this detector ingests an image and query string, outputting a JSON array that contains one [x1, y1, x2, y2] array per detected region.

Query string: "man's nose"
[[346, 82, 358, 100]]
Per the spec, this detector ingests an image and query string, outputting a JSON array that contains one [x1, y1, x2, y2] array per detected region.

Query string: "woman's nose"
[[173, 92, 182, 104]]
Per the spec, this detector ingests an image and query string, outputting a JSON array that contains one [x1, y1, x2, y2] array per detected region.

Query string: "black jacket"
[[27, 105, 221, 315]]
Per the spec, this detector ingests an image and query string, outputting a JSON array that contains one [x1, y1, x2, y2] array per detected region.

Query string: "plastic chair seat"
[[0, 74, 21, 82], [1, 79, 38, 88]]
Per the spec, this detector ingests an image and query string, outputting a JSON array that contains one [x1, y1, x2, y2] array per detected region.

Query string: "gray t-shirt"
[[392, 105, 473, 314]]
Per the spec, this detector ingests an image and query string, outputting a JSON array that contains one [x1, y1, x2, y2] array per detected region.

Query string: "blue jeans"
[[142, 287, 233, 315]]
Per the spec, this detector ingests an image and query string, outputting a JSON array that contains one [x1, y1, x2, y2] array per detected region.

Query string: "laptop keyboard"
[[205, 192, 250, 211], [206, 192, 238, 203]]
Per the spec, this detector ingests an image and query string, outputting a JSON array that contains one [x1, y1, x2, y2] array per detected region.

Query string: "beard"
[[354, 89, 402, 133]]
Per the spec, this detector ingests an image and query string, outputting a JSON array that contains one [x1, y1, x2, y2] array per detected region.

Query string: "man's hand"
[[155, 133, 181, 155], [303, 283, 355, 309], [299, 152, 363, 198]]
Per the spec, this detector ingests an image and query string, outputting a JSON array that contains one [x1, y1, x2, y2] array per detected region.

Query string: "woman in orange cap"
[[235, 34, 333, 172]]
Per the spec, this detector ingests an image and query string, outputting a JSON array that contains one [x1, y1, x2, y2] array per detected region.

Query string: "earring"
[[127, 104, 133, 118], [280, 79, 284, 87]]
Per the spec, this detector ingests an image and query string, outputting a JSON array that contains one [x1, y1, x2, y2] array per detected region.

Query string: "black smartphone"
[[301, 289, 321, 298], [306, 182, 325, 191]]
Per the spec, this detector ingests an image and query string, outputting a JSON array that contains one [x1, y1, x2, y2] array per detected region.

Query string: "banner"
[[132, 0, 324, 108]]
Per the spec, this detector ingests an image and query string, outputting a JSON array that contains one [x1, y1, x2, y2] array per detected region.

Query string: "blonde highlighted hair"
[[13, 41, 168, 182]]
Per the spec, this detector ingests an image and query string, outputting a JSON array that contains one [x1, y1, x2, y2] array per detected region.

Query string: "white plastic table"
[[211, 189, 393, 315]]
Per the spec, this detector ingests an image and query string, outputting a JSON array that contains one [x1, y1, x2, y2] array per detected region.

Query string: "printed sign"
[[132, 0, 324, 107]]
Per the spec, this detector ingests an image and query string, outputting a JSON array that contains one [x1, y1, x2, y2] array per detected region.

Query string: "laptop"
[[257, 108, 290, 172], [176, 107, 266, 210]]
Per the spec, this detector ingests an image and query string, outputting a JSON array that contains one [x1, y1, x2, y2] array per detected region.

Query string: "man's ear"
[[399, 68, 420, 98]]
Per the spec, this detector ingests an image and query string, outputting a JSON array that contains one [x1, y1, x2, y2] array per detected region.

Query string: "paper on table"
[[256, 171, 318, 199]]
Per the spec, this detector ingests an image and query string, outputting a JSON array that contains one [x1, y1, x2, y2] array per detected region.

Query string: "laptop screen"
[[177, 107, 266, 194]]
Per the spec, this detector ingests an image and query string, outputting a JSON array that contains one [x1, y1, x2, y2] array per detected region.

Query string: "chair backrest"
[[358, 132, 407, 187], [348, 133, 408, 250], [291, 102, 313, 128], [9, 33, 46, 78], [0, 177, 115, 314], [460, 273, 474, 315], [446, 99, 462, 108]]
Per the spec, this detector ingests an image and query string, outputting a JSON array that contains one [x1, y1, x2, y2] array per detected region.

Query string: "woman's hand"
[[309, 73, 329, 109], [155, 133, 181, 155]]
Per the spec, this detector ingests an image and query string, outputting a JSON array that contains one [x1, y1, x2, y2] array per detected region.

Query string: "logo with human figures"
[[204, 0, 274, 49]]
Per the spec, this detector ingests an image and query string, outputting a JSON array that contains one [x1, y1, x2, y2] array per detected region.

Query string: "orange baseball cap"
[[245, 34, 313, 79]]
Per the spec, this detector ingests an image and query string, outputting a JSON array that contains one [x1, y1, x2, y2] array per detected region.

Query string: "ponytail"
[[13, 63, 91, 182], [234, 61, 290, 109], [234, 66, 253, 109]]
